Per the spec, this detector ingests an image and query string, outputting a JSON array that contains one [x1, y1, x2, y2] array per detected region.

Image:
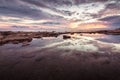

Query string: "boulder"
[[63, 35, 71, 39]]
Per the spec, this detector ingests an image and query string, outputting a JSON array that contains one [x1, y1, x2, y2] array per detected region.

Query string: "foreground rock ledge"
[[0, 31, 60, 45]]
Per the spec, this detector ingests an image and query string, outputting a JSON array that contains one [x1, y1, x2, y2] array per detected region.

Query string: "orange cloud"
[[69, 22, 109, 31], [79, 23, 107, 29]]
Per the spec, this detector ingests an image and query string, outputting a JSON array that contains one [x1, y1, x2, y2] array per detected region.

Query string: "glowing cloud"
[[0, 0, 120, 31]]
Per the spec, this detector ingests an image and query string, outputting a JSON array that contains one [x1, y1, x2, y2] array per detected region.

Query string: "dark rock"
[[63, 35, 71, 39]]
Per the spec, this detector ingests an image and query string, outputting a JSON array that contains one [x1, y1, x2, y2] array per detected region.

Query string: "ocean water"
[[1, 34, 120, 80], [0, 34, 120, 52]]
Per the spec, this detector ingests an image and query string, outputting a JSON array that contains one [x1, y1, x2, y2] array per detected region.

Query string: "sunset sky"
[[0, 0, 120, 31]]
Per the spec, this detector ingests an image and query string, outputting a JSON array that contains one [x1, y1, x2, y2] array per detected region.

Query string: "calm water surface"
[[1, 34, 120, 80], [83, 33, 120, 43], [0, 34, 120, 51]]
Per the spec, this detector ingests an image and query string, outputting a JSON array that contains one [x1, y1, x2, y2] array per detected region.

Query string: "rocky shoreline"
[[0, 31, 61, 45], [1, 28, 120, 45]]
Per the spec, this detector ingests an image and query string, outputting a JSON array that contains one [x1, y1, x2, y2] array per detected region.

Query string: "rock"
[[33, 35, 42, 38], [63, 35, 71, 39], [0, 35, 3, 39], [12, 41, 20, 44], [80, 33, 83, 36]]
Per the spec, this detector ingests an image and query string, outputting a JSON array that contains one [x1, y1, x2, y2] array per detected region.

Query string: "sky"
[[0, 0, 120, 32]]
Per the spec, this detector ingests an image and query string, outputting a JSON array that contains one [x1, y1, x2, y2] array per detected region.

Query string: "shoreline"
[[1, 29, 120, 45]]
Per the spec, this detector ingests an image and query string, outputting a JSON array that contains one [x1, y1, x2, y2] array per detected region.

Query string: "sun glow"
[[80, 23, 107, 29], [69, 22, 108, 31], [69, 22, 79, 28]]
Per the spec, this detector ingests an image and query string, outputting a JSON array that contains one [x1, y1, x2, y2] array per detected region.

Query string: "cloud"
[[0, 0, 120, 31], [11, 25, 29, 29], [0, 0, 52, 20], [0, 16, 22, 23], [0, 0, 119, 20], [99, 15, 120, 22], [99, 15, 120, 29], [41, 22, 61, 26], [0, 0, 119, 21]]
